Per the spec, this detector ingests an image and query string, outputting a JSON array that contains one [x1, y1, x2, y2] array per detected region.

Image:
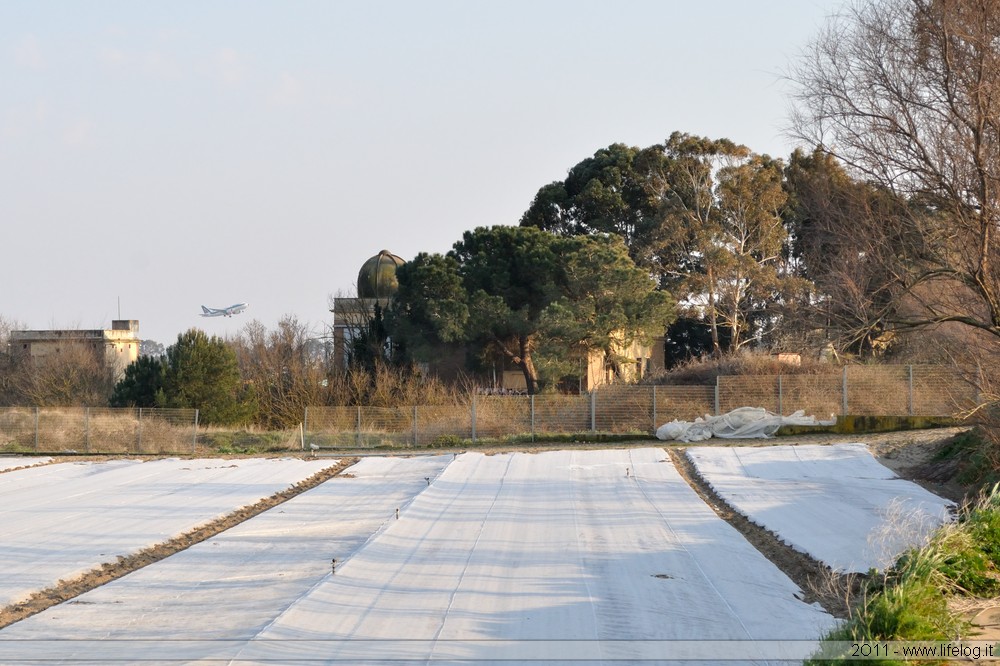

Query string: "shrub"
[[935, 429, 1000, 490], [805, 492, 1000, 664], [199, 430, 291, 454], [431, 434, 463, 448], [647, 350, 840, 386]]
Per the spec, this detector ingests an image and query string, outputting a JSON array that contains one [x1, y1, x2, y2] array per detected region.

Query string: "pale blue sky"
[[1, 1, 840, 345]]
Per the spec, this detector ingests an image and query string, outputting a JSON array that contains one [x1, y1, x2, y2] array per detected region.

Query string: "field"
[[0, 443, 956, 664], [0, 457, 339, 611], [687, 443, 953, 573]]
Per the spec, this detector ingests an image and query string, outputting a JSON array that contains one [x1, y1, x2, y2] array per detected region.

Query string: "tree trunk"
[[707, 265, 720, 356], [518, 335, 539, 395]]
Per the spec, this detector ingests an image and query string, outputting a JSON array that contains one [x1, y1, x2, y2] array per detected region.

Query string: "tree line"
[[1, 0, 997, 429]]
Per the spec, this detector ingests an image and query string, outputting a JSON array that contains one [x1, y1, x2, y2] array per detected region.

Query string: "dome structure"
[[357, 249, 405, 299]]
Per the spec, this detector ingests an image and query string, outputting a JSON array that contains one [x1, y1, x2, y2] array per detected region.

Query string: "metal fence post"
[[530, 394, 535, 442], [652, 385, 657, 431], [137, 408, 143, 453], [193, 409, 199, 454], [777, 376, 783, 416], [34, 407, 39, 452], [289, 367, 977, 447], [842, 366, 849, 415], [471, 394, 477, 445], [908, 365, 914, 416], [85, 408, 91, 453], [303, 406, 309, 451]]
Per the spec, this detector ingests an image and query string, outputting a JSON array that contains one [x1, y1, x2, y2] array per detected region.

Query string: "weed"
[[934, 429, 1000, 489], [199, 430, 292, 454], [805, 492, 1000, 664], [0, 442, 35, 454], [431, 434, 463, 448]]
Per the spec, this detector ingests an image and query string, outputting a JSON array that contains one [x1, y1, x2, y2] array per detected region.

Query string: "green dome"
[[357, 249, 405, 299]]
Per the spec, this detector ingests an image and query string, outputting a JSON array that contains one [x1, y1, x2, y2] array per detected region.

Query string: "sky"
[[1, 0, 843, 346]]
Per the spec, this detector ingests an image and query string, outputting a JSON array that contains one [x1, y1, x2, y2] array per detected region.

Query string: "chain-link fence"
[[0, 366, 976, 454], [304, 365, 977, 449], [0, 408, 199, 454]]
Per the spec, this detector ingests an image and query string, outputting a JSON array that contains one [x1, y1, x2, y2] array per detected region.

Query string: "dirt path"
[[0, 457, 358, 629]]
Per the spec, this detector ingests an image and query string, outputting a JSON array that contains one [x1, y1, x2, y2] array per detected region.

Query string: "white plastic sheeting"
[[235, 449, 833, 664], [0, 449, 838, 665], [0, 457, 338, 608], [688, 443, 954, 572], [656, 407, 834, 442], [0, 457, 50, 472], [0, 456, 451, 644]]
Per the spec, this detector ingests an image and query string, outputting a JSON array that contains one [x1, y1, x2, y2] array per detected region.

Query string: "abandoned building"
[[329, 249, 405, 369], [9, 320, 141, 381]]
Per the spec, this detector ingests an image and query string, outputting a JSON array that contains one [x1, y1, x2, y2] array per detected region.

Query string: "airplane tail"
[[201, 305, 211, 314]]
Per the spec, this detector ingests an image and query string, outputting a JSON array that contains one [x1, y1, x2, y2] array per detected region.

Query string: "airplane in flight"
[[200, 303, 249, 318]]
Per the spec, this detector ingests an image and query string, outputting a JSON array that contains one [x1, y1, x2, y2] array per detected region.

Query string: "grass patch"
[[307, 431, 654, 451], [459, 431, 650, 449], [0, 442, 36, 454], [808, 486, 1000, 665], [198, 430, 293, 455], [933, 428, 1000, 489], [776, 415, 957, 437]]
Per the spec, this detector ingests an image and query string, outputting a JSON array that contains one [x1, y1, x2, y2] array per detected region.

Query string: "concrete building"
[[330, 250, 405, 368], [10, 320, 140, 380], [500, 337, 659, 393]]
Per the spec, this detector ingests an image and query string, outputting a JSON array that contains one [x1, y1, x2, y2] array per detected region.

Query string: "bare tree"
[[0, 316, 26, 404], [231, 316, 330, 429], [783, 148, 914, 355], [8, 344, 117, 407], [791, 0, 1000, 340]]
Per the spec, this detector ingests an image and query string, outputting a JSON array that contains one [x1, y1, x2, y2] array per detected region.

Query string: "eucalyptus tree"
[[522, 134, 807, 356], [712, 153, 805, 348]]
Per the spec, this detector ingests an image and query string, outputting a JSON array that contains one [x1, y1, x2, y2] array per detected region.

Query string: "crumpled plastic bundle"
[[655, 407, 834, 443]]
